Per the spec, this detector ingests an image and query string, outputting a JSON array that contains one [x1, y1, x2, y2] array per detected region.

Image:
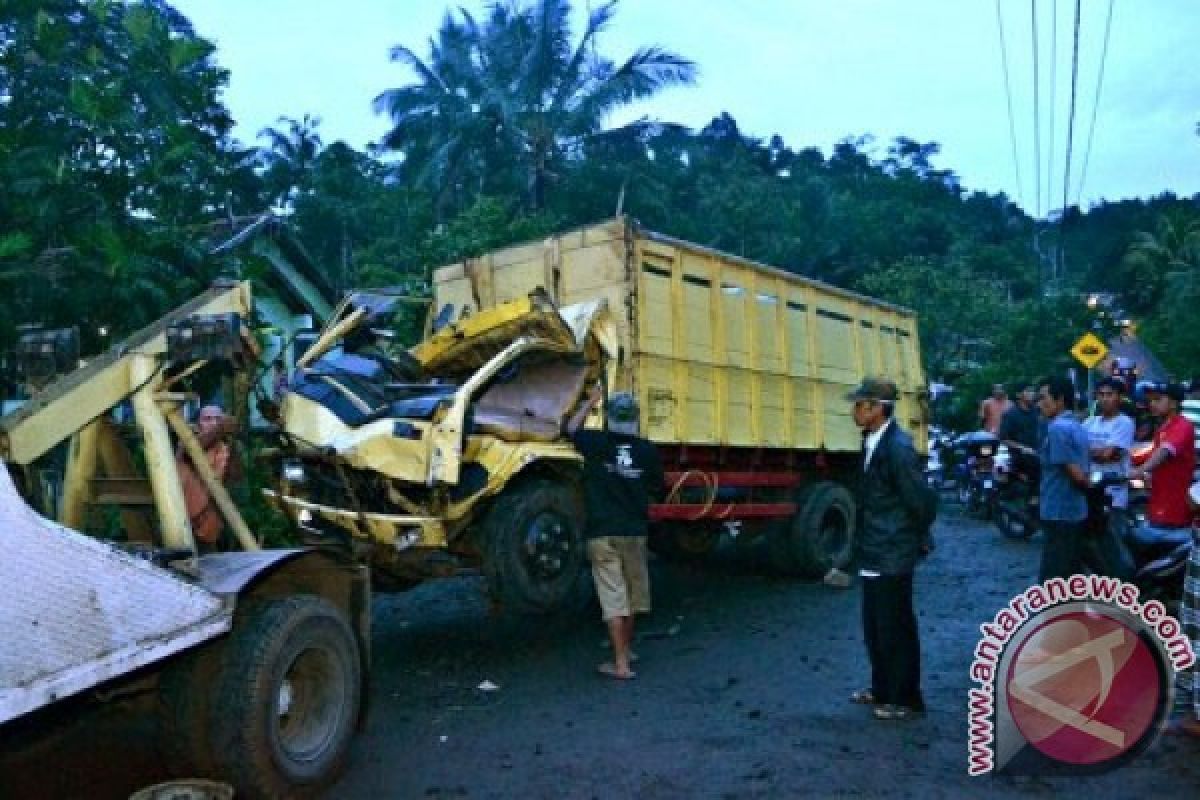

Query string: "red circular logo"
[[1005, 611, 1162, 766]]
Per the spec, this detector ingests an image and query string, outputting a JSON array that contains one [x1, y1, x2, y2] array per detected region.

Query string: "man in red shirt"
[[1131, 382, 1195, 530]]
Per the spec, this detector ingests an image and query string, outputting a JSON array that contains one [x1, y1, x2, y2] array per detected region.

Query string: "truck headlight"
[[282, 461, 306, 484]]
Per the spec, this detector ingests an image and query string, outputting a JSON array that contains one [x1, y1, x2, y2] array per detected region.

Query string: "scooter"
[[992, 443, 1040, 540], [1084, 472, 1191, 612], [951, 431, 999, 518], [924, 426, 955, 490]]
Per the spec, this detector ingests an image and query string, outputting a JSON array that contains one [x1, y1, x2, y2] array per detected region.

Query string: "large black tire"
[[480, 478, 586, 614], [208, 595, 362, 799], [768, 482, 857, 577]]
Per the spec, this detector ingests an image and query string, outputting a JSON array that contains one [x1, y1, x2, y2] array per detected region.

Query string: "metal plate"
[[1, 465, 231, 724]]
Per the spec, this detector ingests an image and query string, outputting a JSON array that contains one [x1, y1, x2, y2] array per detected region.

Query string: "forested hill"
[[3, 1, 1198, 418]]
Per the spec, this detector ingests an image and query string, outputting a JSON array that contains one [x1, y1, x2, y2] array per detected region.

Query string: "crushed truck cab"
[[268, 290, 618, 611]]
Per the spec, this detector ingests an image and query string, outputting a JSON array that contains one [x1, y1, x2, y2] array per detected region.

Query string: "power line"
[[995, 0, 1025, 207], [1059, 0, 1083, 282], [1076, 0, 1116, 205], [1031, 0, 1042, 218], [1047, 0, 1057, 218]]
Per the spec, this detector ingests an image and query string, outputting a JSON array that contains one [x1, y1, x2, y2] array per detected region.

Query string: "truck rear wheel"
[[768, 482, 856, 577], [208, 595, 361, 799], [481, 478, 586, 614]]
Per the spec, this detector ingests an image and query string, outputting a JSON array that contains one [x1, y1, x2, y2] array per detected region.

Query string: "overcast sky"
[[173, 0, 1199, 216]]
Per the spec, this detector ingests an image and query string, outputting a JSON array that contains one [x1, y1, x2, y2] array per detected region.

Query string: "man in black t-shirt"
[[570, 389, 665, 680], [997, 382, 1042, 451]]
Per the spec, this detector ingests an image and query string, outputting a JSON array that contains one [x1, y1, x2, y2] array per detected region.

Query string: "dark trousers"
[[1039, 519, 1086, 582], [861, 572, 924, 710]]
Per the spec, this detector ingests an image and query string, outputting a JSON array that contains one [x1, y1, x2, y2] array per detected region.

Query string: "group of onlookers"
[[983, 376, 1200, 738]]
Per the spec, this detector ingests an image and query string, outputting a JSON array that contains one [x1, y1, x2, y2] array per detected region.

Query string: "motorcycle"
[[992, 443, 1040, 540], [951, 431, 999, 518], [924, 426, 955, 491], [1084, 472, 1191, 612]]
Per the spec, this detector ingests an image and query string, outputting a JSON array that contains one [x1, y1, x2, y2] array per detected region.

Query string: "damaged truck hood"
[[412, 292, 618, 379]]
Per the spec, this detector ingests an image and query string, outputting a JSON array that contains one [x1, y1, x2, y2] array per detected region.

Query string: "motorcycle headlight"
[[1129, 477, 1146, 490], [979, 446, 993, 457], [282, 461, 306, 484]]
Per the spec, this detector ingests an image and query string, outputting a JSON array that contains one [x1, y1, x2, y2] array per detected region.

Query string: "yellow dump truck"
[[431, 217, 928, 575]]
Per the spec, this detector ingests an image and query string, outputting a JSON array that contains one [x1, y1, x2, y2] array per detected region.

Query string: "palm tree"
[[374, 0, 696, 212], [1122, 211, 1200, 309], [258, 114, 324, 205]]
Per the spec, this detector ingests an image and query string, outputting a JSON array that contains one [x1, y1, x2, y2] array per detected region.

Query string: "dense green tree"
[[0, 0, 263, 353], [374, 0, 696, 214]]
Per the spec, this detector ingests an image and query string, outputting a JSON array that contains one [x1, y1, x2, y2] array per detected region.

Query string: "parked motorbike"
[[992, 443, 1040, 539], [1084, 472, 1190, 612], [924, 426, 955, 490], [951, 431, 999, 518]]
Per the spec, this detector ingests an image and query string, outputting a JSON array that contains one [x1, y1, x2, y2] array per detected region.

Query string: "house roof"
[[203, 213, 337, 321]]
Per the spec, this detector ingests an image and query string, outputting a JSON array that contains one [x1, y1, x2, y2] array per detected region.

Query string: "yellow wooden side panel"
[[685, 363, 718, 443], [755, 291, 783, 373], [859, 318, 883, 376], [681, 260, 715, 365], [785, 293, 812, 378], [723, 366, 753, 444], [493, 259, 543, 304], [638, 356, 677, 442], [638, 263, 673, 357], [429, 270, 474, 327], [814, 308, 859, 385], [820, 382, 862, 451], [760, 373, 788, 447], [721, 283, 749, 366], [791, 379, 818, 450]]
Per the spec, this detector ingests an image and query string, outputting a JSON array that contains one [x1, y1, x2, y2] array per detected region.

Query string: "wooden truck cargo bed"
[[432, 217, 926, 454]]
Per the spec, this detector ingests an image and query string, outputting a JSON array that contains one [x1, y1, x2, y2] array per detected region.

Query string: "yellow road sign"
[[1070, 332, 1109, 369]]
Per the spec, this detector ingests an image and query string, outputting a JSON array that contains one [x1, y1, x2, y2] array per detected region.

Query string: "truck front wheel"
[[768, 482, 856, 577], [480, 478, 586, 614], [209, 595, 362, 799]]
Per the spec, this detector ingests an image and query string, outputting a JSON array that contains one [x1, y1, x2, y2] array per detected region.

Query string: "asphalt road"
[[3, 505, 1198, 798]]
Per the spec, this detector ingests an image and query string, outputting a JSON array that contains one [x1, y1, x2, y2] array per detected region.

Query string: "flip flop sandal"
[[596, 662, 636, 680]]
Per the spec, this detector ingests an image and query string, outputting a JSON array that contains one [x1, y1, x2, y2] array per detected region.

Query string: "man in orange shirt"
[[979, 384, 1012, 435], [176, 405, 242, 550]]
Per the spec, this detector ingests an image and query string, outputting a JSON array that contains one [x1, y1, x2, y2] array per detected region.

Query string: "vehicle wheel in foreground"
[[768, 482, 856, 577], [481, 478, 586, 614], [209, 595, 362, 799]]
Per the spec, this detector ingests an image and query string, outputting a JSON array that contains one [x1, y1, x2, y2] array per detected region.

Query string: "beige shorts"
[[588, 536, 651, 621]]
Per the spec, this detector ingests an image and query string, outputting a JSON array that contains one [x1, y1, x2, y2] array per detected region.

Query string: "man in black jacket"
[[847, 377, 934, 721]]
